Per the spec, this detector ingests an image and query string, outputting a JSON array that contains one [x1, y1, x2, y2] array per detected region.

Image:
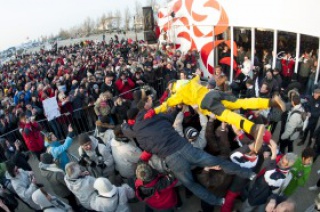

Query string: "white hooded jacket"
[[5, 169, 40, 210], [32, 189, 71, 212], [93, 184, 135, 212], [64, 174, 97, 210]]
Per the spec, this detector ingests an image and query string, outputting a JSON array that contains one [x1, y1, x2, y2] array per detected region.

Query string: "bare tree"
[[123, 6, 131, 31], [58, 28, 70, 40], [114, 10, 122, 29], [147, 0, 159, 7], [100, 13, 107, 32], [83, 17, 94, 36], [134, 0, 143, 30]]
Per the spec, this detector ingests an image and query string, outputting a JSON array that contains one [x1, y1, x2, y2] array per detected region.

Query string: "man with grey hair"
[[64, 162, 97, 210], [241, 141, 297, 212]]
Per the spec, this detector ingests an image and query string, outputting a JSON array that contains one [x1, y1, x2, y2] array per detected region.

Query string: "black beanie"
[[78, 133, 91, 145], [40, 153, 54, 164], [127, 108, 139, 120]]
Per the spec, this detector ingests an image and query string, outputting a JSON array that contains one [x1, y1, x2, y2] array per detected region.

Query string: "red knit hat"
[[263, 130, 272, 144]]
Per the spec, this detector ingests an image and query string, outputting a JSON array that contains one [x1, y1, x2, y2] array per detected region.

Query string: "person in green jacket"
[[283, 147, 315, 196]]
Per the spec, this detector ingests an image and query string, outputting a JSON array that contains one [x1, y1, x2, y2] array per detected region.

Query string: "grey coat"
[[39, 162, 71, 197], [281, 104, 304, 141]]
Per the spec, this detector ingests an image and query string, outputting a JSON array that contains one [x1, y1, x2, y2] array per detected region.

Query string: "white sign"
[[42, 97, 60, 121]]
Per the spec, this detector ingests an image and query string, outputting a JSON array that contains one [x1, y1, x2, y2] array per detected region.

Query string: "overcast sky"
[[0, 0, 166, 51]]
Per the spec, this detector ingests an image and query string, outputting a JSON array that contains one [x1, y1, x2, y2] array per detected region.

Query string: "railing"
[[0, 106, 97, 143], [0, 80, 167, 147]]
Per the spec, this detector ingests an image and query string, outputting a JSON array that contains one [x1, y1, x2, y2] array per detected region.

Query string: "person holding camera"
[[78, 133, 115, 183], [115, 71, 135, 100], [19, 112, 45, 160], [5, 160, 42, 211]]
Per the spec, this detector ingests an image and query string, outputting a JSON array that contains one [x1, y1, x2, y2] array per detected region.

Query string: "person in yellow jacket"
[[154, 69, 285, 152]]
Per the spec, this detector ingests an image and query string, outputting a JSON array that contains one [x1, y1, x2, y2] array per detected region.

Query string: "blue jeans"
[[165, 144, 253, 205]]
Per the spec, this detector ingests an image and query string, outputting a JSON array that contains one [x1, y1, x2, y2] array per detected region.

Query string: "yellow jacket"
[[155, 75, 211, 115]]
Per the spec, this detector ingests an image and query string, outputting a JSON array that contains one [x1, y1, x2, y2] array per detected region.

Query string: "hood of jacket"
[[32, 189, 52, 209], [39, 162, 64, 173], [64, 174, 96, 208]]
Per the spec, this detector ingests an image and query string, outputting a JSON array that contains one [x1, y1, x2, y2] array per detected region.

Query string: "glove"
[[90, 161, 97, 167]]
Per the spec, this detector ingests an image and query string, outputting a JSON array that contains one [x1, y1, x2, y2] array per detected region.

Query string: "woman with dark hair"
[[5, 161, 41, 211]]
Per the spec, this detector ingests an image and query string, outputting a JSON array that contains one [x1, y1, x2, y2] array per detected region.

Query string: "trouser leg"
[[220, 190, 240, 212], [201, 199, 215, 212], [279, 139, 289, 153], [201, 91, 266, 134]]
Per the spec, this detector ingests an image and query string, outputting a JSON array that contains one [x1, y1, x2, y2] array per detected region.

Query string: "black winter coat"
[[122, 109, 186, 158]]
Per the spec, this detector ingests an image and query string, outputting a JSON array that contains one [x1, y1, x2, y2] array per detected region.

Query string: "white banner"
[[42, 97, 60, 121]]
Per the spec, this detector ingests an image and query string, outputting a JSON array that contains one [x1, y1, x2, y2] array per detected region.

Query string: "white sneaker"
[[309, 185, 318, 191], [317, 170, 320, 175]]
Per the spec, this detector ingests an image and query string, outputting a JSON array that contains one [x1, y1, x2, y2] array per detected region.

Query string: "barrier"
[[0, 79, 167, 154]]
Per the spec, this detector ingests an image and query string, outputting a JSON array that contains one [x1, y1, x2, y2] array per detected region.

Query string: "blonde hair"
[[65, 162, 81, 179]]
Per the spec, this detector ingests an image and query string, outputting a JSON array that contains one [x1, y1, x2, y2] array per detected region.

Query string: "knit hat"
[[136, 163, 154, 182], [184, 127, 199, 140], [127, 108, 139, 120], [78, 133, 91, 145], [40, 153, 54, 164], [263, 130, 272, 144], [314, 88, 320, 94], [94, 178, 117, 197], [207, 78, 216, 89]]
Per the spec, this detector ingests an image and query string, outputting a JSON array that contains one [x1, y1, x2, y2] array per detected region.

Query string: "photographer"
[[78, 133, 115, 183], [19, 112, 45, 160], [115, 71, 135, 100]]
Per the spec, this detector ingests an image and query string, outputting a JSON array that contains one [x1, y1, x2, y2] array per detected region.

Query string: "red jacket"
[[281, 59, 295, 77], [135, 174, 178, 210], [115, 78, 135, 100], [19, 122, 44, 152]]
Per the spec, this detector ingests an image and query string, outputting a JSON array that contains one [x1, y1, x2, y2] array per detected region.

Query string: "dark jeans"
[[279, 139, 293, 153], [49, 119, 64, 140], [165, 144, 253, 205], [65, 193, 79, 211], [302, 119, 318, 145]]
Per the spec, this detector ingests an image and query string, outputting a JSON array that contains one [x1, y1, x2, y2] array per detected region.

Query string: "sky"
[[0, 0, 166, 51]]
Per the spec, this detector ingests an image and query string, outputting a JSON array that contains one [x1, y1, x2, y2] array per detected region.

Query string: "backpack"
[[290, 110, 308, 132]]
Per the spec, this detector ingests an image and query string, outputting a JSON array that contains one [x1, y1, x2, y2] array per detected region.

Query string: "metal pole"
[[294, 33, 301, 74], [315, 37, 320, 84], [230, 26, 234, 81], [272, 29, 278, 69], [251, 27, 255, 67]]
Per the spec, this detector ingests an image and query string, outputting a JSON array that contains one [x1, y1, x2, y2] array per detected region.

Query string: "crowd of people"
[[0, 33, 319, 212]]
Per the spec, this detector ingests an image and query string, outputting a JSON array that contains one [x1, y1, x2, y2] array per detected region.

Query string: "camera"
[[79, 156, 95, 167]]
